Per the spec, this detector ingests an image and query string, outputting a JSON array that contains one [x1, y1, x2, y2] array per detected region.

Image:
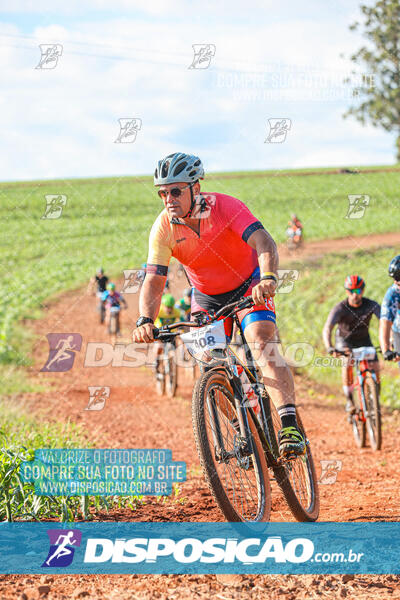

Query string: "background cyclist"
[[380, 255, 400, 366], [175, 287, 192, 321], [102, 282, 127, 334], [132, 151, 306, 458], [286, 213, 303, 244], [323, 275, 380, 415], [88, 267, 109, 323], [153, 293, 182, 376]]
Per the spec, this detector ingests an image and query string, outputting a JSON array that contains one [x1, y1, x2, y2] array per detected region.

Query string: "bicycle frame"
[[154, 299, 280, 468]]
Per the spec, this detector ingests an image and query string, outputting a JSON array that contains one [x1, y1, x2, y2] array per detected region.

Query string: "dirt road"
[[2, 232, 400, 599]]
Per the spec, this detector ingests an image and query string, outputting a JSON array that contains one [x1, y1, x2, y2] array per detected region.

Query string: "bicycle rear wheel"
[[192, 369, 271, 522], [267, 399, 319, 522], [363, 374, 382, 451], [109, 313, 118, 334]]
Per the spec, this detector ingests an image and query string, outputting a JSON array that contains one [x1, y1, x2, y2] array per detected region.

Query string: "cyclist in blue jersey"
[[380, 255, 400, 365]]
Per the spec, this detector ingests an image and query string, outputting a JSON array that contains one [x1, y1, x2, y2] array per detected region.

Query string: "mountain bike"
[[154, 296, 319, 523], [155, 338, 178, 398], [335, 346, 382, 451]]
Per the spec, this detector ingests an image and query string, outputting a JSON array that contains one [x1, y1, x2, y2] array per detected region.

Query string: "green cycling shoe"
[[278, 426, 306, 458]]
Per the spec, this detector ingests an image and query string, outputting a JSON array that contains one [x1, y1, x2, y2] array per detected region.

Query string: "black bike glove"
[[328, 347, 336, 355], [384, 349, 397, 361]]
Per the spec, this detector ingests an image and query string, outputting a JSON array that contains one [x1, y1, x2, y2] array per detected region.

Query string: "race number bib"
[[181, 320, 227, 361]]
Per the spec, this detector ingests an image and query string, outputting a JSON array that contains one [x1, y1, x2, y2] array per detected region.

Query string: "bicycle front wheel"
[[192, 369, 271, 522], [363, 374, 382, 451], [352, 392, 366, 448], [156, 361, 166, 396], [166, 352, 178, 398], [267, 400, 319, 522]]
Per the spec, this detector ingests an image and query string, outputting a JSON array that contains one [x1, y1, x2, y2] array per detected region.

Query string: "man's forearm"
[[248, 230, 279, 274], [322, 323, 333, 350], [379, 319, 392, 353], [258, 246, 278, 274], [138, 274, 166, 321]]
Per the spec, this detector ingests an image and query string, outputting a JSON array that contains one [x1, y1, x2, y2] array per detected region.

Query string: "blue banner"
[[1, 522, 400, 574]]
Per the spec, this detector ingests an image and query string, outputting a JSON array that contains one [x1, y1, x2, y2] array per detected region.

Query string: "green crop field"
[[276, 246, 400, 408], [1, 166, 399, 384]]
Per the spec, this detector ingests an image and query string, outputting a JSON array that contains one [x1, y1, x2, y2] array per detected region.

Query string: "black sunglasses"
[[157, 183, 192, 200]]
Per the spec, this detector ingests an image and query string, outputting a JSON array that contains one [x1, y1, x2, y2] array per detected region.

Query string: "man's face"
[[346, 288, 364, 306], [165, 305, 173, 315], [394, 279, 400, 290], [157, 182, 200, 219]]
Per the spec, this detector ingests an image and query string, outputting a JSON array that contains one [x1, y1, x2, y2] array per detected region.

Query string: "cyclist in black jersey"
[[88, 268, 109, 323], [89, 268, 109, 294], [322, 275, 380, 413]]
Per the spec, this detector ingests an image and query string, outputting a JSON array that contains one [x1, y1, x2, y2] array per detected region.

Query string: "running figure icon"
[[41, 529, 82, 568], [40, 333, 82, 372], [44, 335, 77, 371], [45, 532, 77, 566]]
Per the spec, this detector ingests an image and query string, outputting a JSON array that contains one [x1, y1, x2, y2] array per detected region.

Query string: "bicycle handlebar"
[[332, 346, 381, 357], [153, 295, 255, 341]]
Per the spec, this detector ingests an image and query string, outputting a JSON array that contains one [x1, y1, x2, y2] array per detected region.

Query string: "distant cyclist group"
[[88, 269, 127, 335]]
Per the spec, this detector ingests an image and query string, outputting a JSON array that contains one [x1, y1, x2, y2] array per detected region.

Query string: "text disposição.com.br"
[[83, 536, 365, 565]]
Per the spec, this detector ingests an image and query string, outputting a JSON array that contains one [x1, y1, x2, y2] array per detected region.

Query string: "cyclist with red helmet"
[[286, 213, 303, 243], [323, 275, 380, 415]]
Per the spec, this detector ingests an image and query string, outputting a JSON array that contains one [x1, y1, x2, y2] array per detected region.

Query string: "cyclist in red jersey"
[[132, 152, 305, 457]]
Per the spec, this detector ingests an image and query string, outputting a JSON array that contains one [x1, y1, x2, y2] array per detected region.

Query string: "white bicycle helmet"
[[154, 152, 204, 186]]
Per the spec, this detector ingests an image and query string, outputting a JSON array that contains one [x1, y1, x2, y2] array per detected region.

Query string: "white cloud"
[[0, 4, 395, 181]]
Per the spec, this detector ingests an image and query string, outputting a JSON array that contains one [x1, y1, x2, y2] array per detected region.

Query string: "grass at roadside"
[[0, 399, 143, 522], [276, 246, 400, 408]]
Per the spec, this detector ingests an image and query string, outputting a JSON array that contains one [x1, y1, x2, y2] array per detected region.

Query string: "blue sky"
[[0, 0, 394, 181]]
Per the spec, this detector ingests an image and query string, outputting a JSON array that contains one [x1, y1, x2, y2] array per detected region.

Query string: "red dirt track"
[[2, 232, 400, 599]]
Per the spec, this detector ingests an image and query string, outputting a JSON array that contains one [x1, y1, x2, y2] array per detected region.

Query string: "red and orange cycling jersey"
[[147, 192, 264, 295]]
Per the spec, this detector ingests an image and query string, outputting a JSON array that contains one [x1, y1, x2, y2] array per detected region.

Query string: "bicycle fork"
[[205, 375, 254, 468]]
